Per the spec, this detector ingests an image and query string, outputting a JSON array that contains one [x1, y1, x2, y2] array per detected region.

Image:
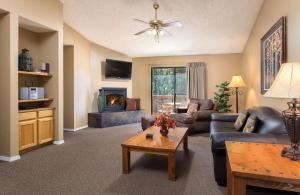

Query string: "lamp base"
[[281, 144, 300, 161]]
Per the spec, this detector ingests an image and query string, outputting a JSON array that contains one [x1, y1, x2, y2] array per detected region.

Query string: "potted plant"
[[154, 113, 176, 136], [214, 81, 232, 113]]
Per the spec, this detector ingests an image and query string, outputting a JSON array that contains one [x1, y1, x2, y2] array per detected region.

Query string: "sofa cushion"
[[210, 121, 236, 134], [173, 113, 193, 124], [193, 110, 216, 121], [211, 113, 239, 122], [211, 132, 278, 153], [243, 115, 257, 133], [200, 99, 214, 110], [248, 107, 287, 134], [233, 112, 248, 131]]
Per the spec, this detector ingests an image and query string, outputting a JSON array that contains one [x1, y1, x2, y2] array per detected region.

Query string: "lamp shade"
[[264, 62, 300, 99], [228, 75, 246, 88]]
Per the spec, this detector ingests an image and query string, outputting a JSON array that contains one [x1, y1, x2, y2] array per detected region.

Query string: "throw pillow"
[[125, 99, 137, 111], [234, 112, 248, 131], [243, 115, 257, 133], [127, 98, 140, 110], [187, 102, 198, 114]]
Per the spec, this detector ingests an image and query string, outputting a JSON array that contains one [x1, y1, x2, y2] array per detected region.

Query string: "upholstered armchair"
[[172, 99, 218, 134]]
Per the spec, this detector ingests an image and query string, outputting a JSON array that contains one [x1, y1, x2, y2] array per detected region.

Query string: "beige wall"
[[63, 46, 75, 129], [63, 24, 131, 129], [0, 0, 63, 158], [0, 12, 15, 157], [132, 54, 243, 114], [242, 0, 300, 111]]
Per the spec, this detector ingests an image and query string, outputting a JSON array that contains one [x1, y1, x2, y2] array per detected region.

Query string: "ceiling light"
[[159, 30, 165, 36], [134, 3, 182, 43]]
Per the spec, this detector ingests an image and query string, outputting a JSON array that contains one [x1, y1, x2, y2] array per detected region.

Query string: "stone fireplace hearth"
[[90, 87, 144, 128], [98, 88, 127, 112]]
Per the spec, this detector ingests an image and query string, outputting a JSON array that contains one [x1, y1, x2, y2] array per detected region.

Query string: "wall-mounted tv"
[[105, 59, 132, 79]]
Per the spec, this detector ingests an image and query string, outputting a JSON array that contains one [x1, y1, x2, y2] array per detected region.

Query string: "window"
[[151, 67, 188, 114]]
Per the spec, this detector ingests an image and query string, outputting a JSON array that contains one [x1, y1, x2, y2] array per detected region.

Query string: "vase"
[[160, 125, 169, 136], [18, 48, 33, 71]]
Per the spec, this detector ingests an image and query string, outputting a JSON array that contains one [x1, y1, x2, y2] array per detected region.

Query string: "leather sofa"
[[172, 99, 218, 134], [210, 107, 290, 186]]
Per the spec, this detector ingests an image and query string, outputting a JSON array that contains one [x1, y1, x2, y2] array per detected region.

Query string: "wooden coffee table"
[[226, 141, 300, 195], [121, 126, 188, 181]]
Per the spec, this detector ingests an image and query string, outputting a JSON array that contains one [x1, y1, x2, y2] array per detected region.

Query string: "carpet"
[[0, 123, 225, 195]]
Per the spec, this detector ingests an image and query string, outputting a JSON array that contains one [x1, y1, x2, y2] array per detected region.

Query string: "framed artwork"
[[261, 16, 287, 94]]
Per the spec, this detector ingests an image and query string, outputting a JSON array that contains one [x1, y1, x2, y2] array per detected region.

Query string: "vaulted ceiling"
[[62, 0, 263, 57]]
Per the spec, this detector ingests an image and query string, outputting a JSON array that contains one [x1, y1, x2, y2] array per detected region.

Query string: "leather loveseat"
[[172, 99, 218, 134], [210, 107, 290, 186]]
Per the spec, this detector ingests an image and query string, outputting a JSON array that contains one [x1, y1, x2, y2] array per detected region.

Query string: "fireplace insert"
[[98, 88, 127, 112]]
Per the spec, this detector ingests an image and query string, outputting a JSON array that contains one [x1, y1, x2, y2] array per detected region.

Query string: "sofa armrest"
[[211, 132, 277, 154], [175, 108, 188, 113], [211, 113, 239, 122]]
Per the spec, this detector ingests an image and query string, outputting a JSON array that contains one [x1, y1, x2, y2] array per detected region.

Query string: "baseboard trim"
[[0, 155, 21, 162], [52, 140, 64, 145], [64, 125, 88, 132]]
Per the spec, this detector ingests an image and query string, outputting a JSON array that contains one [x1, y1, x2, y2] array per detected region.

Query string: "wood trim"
[[19, 119, 37, 150], [226, 141, 300, 194], [19, 111, 37, 121], [168, 151, 176, 181], [37, 117, 54, 144], [18, 71, 52, 77], [121, 127, 188, 181], [122, 146, 130, 174], [38, 109, 53, 118], [18, 98, 54, 103], [19, 107, 54, 113]]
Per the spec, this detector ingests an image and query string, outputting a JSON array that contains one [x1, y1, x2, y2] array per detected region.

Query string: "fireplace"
[[98, 88, 127, 112]]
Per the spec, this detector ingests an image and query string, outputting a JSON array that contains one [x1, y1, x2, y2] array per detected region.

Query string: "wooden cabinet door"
[[19, 120, 37, 151], [38, 117, 53, 144]]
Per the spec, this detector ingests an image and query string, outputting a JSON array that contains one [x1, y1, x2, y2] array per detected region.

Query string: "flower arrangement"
[[154, 112, 176, 136]]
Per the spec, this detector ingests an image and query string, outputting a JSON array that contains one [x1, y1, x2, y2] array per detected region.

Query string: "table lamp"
[[264, 62, 300, 161], [228, 75, 246, 113]]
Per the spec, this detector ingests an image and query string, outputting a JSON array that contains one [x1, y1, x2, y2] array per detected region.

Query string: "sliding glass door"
[[151, 67, 188, 114]]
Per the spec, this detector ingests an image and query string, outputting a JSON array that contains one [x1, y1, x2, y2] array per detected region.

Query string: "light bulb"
[[147, 30, 152, 35], [151, 29, 157, 35], [159, 30, 165, 36]]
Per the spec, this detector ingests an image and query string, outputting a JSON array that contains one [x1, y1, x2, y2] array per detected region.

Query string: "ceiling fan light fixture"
[[133, 3, 182, 42], [151, 29, 157, 35], [159, 30, 165, 36]]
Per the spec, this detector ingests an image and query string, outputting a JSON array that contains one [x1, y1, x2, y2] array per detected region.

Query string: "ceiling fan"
[[134, 3, 182, 42]]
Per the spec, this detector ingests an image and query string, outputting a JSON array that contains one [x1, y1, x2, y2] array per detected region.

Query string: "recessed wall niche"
[[18, 16, 58, 108]]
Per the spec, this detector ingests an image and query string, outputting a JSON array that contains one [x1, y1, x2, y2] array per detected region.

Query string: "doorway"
[[151, 67, 188, 114]]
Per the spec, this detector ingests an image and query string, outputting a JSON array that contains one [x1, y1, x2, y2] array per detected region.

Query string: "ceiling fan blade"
[[163, 28, 173, 36], [133, 18, 149, 25], [134, 28, 152, 35], [162, 21, 182, 27]]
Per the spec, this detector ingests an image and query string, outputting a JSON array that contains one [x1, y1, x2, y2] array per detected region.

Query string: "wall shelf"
[[18, 71, 52, 77], [18, 98, 54, 103]]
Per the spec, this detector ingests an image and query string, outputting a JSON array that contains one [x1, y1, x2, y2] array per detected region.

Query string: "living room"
[[0, 0, 300, 194]]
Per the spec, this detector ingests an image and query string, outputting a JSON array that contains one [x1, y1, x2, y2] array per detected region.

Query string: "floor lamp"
[[228, 75, 246, 113]]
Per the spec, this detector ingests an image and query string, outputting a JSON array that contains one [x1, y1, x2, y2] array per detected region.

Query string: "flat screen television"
[[105, 59, 132, 79]]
